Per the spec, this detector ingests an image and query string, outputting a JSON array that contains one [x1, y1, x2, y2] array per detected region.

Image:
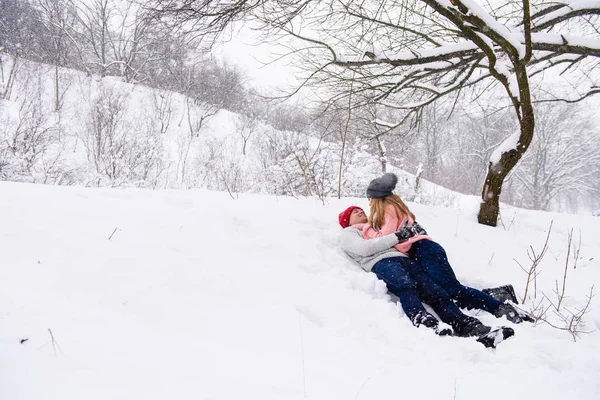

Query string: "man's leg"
[[401, 260, 491, 336], [372, 257, 435, 326], [374, 257, 511, 341], [408, 240, 501, 313]]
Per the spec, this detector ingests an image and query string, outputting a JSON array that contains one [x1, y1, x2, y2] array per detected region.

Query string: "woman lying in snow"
[[338, 173, 532, 347]]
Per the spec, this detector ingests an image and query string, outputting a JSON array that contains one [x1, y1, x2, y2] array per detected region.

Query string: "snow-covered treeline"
[[2, 53, 600, 214], [3, 56, 463, 205], [2, 0, 600, 216]]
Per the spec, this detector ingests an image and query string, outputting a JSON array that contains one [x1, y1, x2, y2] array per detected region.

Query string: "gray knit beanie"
[[366, 172, 398, 199]]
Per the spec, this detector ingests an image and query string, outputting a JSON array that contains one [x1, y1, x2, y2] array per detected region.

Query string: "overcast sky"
[[214, 23, 298, 92]]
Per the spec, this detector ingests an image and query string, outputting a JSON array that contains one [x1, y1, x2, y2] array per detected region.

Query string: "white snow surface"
[[1, 181, 599, 400]]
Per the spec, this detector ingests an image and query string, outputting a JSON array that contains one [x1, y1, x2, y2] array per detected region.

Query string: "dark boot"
[[476, 327, 515, 348], [451, 315, 491, 337], [482, 284, 518, 304], [411, 311, 439, 329], [435, 325, 453, 337], [494, 303, 534, 324]]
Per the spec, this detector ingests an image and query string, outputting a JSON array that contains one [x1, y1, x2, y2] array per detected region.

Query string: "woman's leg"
[[408, 240, 501, 313], [374, 257, 493, 336]]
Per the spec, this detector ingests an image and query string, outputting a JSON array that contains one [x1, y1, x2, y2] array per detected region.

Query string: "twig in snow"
[[453, 378, 458, 400], [108, 227, 118, 240], [355, 377, 371, 400], [298, 312, 307, 400], [539, 286, 595, 341], [555, 227, 580, 311], [487, 252, 495, 266], [48, 328, 63, 356], [516, 220, 552, 303]]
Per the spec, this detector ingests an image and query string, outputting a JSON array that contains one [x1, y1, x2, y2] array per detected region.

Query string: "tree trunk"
[[338, 73, 355, 198], [478, 69, 535, 226], [374, 135, 387, 173], [478, 152, 517, 226], [2, 55, 19, 100], [54, 64, 60, 112]]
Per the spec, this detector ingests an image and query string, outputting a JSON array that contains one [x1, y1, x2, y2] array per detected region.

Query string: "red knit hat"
[[338, 206, 364, 228]]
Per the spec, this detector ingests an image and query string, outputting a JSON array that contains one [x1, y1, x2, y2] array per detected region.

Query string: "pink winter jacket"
[[362, 204, 431, 255]]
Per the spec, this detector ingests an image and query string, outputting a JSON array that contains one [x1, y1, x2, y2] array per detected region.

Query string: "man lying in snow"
[[338, 205, 532, 348]]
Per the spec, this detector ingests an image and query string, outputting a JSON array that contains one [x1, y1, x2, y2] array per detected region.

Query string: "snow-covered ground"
[[1, 181, 599, 399]]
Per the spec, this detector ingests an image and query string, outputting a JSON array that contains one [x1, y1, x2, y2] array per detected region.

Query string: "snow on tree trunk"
[[478, 84, 535, 226]]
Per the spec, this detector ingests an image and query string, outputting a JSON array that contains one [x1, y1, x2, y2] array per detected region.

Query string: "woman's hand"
[[394, 220, 415, 242], [411, 221, 428, 236], [395, 221, 428, 243]]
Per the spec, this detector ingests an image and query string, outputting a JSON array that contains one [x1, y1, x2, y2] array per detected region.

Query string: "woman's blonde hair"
[[368, 194, 415, 229]]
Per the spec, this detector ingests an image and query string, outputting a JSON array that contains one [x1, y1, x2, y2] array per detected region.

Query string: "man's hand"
[[395, 220, 415, 243]]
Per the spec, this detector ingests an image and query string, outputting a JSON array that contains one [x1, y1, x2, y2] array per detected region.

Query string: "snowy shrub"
[[0, 54, 20, 101], [79, 83, 164, 186], [0, 82, 63, 183], [126, 117, 166, 188], [82, 84, 128, 180]]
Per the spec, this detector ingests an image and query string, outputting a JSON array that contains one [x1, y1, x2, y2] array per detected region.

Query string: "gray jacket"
[[339, 225, 406, 272]]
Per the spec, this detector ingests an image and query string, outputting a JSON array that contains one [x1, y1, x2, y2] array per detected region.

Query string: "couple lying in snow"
[[339, 172, 532, 348]]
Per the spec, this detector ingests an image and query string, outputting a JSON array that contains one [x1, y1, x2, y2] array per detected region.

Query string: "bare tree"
[[235, 116, 258, 156], [81, 83, 167, 185], [262, 102, 312, 133], [0, 75, 60, 181], [292, 136, 323, 197], [107, 2, 174, 84], [70, 0, 164, 82], [253, 125, 296, 172], [0, 0, 45, 62], [152, 89, 174, 135], [351, 102, 392, 175], [0, 54, 19, 100], [36, 0, 78, 111], [510, 102, 600, 210], [71, 0, 116, 77], [146, 0, 264, 49], [417, 105, 449, 183], [0, 0, 36, 100], [444, 104, 516, 195], [150, 0, 600, 226], [175, 97, 217, 185], [84, 85, 127, 179]]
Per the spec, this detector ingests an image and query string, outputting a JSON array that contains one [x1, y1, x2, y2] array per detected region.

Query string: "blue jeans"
[[372, 257, 465, 324], [408, 240, 501, 313]]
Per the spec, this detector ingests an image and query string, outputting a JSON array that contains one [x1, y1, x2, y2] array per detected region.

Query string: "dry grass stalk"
[[515, 220, 553, 303]]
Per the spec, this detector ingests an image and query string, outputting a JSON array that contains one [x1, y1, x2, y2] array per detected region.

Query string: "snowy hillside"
[[0, 56, 454, 203], [1, 181, 599, 400]]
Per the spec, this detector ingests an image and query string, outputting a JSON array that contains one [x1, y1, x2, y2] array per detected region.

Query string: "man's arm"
[[340, 227, 400, 257]]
